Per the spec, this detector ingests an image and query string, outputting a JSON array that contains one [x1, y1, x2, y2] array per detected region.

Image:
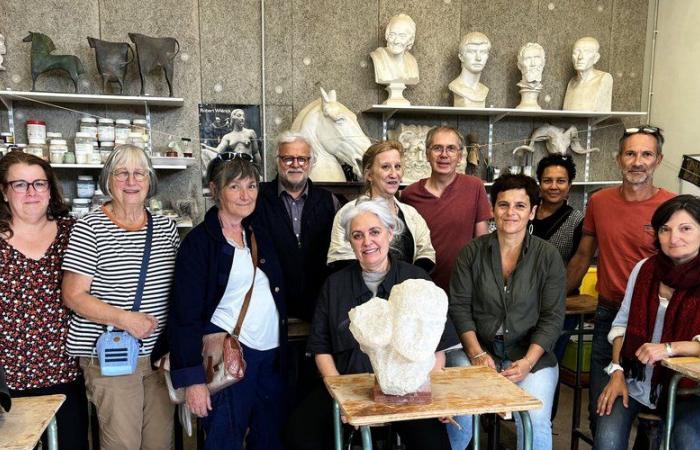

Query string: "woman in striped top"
[[62, 145, 179, 450]]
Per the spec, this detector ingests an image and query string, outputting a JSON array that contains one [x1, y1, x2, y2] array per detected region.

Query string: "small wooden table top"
[[565, 294, 598, 315], [0, 394, 65, 450], [662, 357, 700, 381], [324, 366, 542, 427]]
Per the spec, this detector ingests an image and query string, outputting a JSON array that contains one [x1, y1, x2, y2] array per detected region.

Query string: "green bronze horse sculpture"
[[23, 31, 85, 93]]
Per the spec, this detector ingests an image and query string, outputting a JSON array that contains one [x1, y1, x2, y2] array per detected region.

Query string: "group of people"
[[0, 123, 699, 450]]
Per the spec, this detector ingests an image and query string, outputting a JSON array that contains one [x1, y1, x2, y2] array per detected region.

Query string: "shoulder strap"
[[233, 230, 258, 338], [131, 211, 153, 312]]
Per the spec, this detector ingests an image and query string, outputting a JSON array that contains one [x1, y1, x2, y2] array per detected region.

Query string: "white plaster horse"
[[291, 88, 370, 182], [512, 124, 599, 156]]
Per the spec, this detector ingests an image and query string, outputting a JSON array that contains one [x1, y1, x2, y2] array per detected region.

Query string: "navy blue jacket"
[[165, 206, 287, 389]]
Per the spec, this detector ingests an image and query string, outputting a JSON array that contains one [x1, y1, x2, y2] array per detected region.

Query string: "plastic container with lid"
[[74, 132, 94, 164], [132, 119, 149, 146], [115, 119, 131, 142], [128, 132, 145, 149], [98, 118, 115, 142], [26, 119, 47, 144], [49, 139, 69, 164], [99, 141, 114, 163], [80, 117, 98, 138], [46, 131, 63, 140], [26, 143, 48, 160], [76, 175, 95, 198], [71, 198, 91, 218]]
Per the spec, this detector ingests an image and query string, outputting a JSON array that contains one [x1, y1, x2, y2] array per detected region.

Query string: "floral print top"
[[0, 216, 81, 390]]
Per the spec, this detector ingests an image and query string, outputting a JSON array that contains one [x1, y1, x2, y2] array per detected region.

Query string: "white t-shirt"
[[62, 208, 179, 357], [210, 238, 280, 351]]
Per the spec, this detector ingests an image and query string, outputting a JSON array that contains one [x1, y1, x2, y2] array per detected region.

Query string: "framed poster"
[[198, 104, 262, 193]]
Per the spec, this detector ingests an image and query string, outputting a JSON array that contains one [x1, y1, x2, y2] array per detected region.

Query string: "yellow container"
[[579, 267, 598, 298]]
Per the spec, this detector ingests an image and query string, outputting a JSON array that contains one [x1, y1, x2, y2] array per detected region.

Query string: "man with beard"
[[566, 125, 675, 438]]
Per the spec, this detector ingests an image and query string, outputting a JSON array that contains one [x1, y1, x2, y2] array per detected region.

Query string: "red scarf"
[[620, 252, 700, 404]]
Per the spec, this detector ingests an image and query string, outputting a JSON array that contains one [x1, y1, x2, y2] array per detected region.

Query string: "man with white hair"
[[254, 131, 339, 322]]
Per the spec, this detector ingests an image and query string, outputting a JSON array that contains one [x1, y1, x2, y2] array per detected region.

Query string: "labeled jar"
[[1, 132, 14, 144], [98, 118, 115, 142], [74, 132, 94, 164], [80, 117, 98, 138], [115, 119, 131, 142], [49, 139, 68, 164], [26, 143, 48, 160], [128, 132, 145, 149], [72, 198, 91, 218], [76, 175, 95, 198], [26, 119, 47, 144]]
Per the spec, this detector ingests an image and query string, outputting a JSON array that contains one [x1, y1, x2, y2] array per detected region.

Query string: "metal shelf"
[[51, 163, 189, 170], [0, 90, 184, 107]]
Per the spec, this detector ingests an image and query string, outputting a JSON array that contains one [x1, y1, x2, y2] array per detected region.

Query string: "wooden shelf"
[[0, 90, 184, 107]]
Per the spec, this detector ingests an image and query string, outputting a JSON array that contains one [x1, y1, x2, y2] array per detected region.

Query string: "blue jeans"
[[445, 345, 558, 450], [589, 304, 618, 436], [595, 394, 700, 450], [201, 345, 285, 450]]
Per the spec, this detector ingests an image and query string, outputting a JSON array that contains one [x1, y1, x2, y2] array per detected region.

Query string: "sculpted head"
[[385, 14, 416, 56], [572, 37, 600, 73], [459, 32, 491, 75], [517, 43, 546, 83]]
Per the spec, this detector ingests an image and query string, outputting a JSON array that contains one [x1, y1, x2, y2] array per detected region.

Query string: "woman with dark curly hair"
[[0, 152, 88, 450]]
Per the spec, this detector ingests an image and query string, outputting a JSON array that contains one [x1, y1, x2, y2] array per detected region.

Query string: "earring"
[[528, 223, 534, 235]]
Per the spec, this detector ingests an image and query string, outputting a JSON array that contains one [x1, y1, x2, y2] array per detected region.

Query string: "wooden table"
[[564, 294, 598, 450], [661, 357, 700, 450], [0, 394, 65, 450], [324, 366, 542, 450]]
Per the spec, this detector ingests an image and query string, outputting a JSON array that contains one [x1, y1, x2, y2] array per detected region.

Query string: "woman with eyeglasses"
[[327, 140, 435, 272], [0, 152, 88, 450], [62, 145, 180, 450], [167, 153, 287, 450]]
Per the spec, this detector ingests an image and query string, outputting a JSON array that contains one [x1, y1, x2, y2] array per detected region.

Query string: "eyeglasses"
[[5, 179, 50, 193], [429, 145, 461, 155], [278, 155, 311, 167], [216, 152, 254, 163], [112, 169, 148, 182]]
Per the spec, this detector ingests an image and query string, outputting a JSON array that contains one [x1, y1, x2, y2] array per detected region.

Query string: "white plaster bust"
[[349, 279, 448, 395], [449, 32, 491, 108], [563, 37, 613, 112], [370, 14, 419, 86], [516, 42, 546, 110]]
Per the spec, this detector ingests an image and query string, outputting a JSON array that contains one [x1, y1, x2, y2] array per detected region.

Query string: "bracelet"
[[470, 351, 487, 361], [523, 356, 534, 371], [665, 342, 674, 357]]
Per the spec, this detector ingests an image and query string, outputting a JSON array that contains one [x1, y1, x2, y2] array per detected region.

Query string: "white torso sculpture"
[[349, 279, 448, 395], [370, 14, 419, 106], [563, 37, 613, 112], [449, 32, 491, 108], [515, 43, 546, 110]]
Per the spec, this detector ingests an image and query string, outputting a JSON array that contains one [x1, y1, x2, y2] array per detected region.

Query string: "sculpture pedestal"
[[372, 380, 432, 405], [382, 83, 411, 106], [515, 88, 542, 110]]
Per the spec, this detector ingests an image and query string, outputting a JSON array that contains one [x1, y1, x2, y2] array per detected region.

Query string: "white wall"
[[648, 1, 700, 194]]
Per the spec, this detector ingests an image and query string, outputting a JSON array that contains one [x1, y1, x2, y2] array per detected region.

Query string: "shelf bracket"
[[381, 109, 397, 140], [0, 95, 14, 137], [144, 101, 152, 152]]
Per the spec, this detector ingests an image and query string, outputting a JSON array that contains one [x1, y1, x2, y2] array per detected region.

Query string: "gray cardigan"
[[449, 232, 566, 372]]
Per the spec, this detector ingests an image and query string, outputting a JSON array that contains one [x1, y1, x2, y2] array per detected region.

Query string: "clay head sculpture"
[[517, 42, 545, 87], [459, 32, 491, 75], [563, 37, 613, 111], [449, 31, 491, 107], [370, 13, 419, 105]]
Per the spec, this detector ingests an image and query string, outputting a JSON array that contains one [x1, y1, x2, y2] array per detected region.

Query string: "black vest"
[[253, 178, 336, 321]]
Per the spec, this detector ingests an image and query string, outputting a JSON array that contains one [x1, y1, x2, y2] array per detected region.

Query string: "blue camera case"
[[96, 327, 140, 376]]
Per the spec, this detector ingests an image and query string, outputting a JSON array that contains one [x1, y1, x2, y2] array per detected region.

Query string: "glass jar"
[[181, 138, 193, 157], [46, 131, 63, 140], [72, 198, 91, 218], [99, 141, 114, 163], [76, 175, 95, 198], [98, 118, 115, 142], [74, 132, 94, 164], [49, 139, 68, 164], [80, 117, 98, 138], [128, 132, 145, 149], [26, 143, 48, 160], [132, 119, 148, 140], [115, 119, 131, 142], [26, 119, 47, 145]]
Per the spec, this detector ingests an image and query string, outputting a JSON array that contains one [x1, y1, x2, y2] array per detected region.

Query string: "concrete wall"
[[648, 1, 700, 194], [0, 0, 650, 217]]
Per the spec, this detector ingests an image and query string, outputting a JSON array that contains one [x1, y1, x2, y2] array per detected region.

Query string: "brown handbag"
[[164, 231, 258, 404]]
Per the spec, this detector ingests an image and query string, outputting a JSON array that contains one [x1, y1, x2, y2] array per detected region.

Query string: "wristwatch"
[[604, 362, 624, 375]]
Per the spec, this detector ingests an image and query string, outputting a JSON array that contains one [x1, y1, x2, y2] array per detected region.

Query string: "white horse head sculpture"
[[291, 88, 370, 182]]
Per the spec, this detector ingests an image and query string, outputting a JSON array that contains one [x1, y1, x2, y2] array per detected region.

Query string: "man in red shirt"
[[401, 126, 492, 292], [566, 125, 675, 437]]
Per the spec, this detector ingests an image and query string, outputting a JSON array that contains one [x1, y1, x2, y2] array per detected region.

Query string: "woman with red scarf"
[[593, 195, 700, 450]]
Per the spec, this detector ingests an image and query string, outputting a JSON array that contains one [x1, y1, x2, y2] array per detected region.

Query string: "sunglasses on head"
[[623, 125, 661, 137], [216, 152, 254, 163]]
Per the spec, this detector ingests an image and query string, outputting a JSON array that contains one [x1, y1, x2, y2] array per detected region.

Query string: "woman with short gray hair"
[[62, 144, 179, 450]]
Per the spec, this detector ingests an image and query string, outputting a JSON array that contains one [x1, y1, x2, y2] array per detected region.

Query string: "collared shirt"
[[278, 180, 309, 244]]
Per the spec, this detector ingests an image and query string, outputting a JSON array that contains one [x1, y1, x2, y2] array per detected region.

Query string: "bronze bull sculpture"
[[23, 31, 84, 93], [128, 33, 179, 97], [87, 37, 133, 95]]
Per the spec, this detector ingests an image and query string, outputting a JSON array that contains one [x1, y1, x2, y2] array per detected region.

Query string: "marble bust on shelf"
[[515, 42, 546, 110], [563, 37, 613, 112], [370, 13, 419, 106], [348, 279, 448, 396], [449, 32, 491, 108]]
